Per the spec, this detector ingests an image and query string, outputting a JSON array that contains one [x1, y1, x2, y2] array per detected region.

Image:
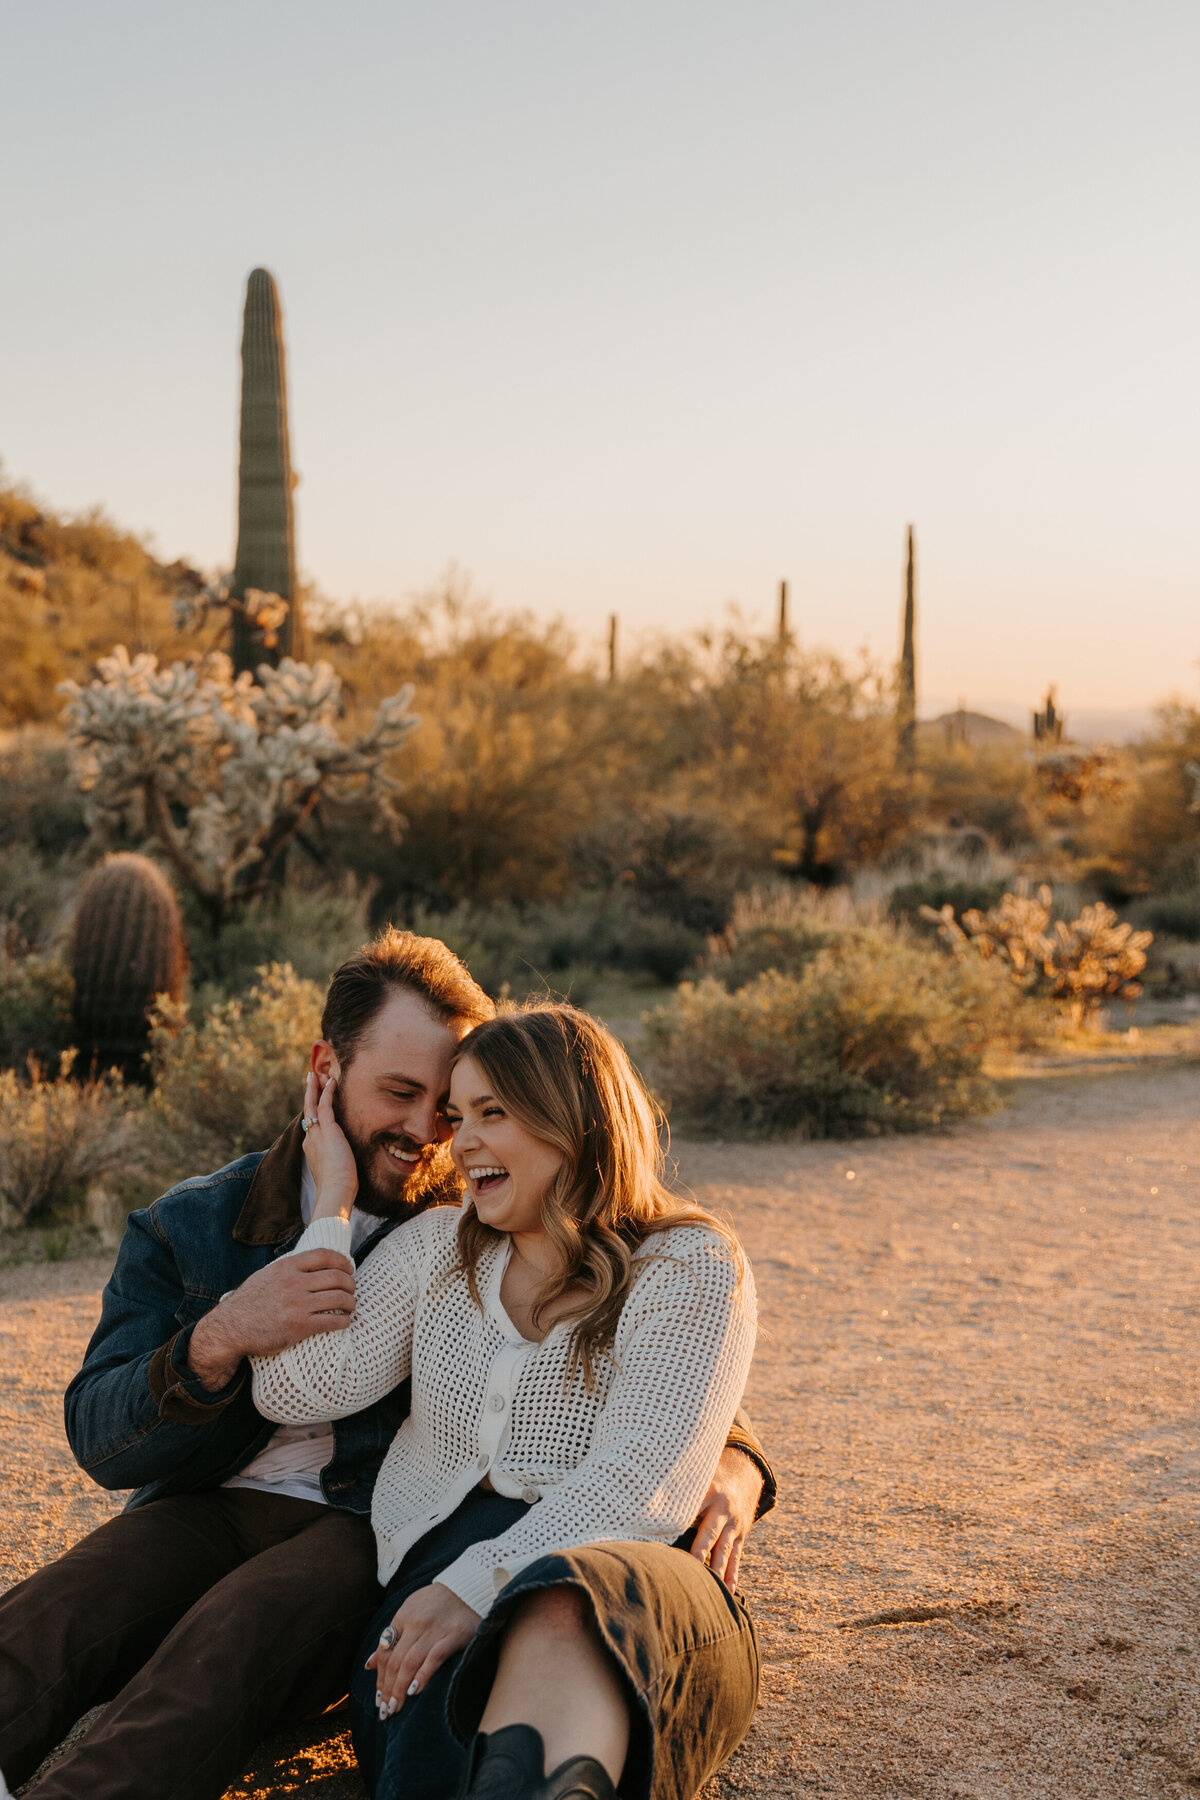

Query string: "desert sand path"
[[2, 1066, 1197, 1798]]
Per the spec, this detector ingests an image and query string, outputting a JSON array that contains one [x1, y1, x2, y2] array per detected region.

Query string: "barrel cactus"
[[230, 267, 301, 672], [71, 854, 187, 1082]]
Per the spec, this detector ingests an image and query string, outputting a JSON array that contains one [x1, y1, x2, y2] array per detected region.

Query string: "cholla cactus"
[[60, 648, 416, 928], [922, 885, 1151, 1023]]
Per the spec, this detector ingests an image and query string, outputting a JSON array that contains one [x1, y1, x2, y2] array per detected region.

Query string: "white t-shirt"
[[223, 1166, 387, 1504]]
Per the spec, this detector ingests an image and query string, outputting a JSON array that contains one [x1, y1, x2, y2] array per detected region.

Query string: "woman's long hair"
[[452, 1003, 743, 1388]]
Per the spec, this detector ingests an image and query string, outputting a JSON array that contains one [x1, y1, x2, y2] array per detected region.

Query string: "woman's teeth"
[[470, 1166, 508, 1192]]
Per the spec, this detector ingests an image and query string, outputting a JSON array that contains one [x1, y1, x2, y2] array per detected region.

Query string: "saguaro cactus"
[[71, 854, 188, 1082], [897, 525, 917, 770], [230, 268, 301, 673], [1033, 687, 1064, 744]]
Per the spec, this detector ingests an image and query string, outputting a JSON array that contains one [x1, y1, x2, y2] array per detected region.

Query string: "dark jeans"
[[0, 1488, 381, 1800], [350, 1490, 760, 1800]]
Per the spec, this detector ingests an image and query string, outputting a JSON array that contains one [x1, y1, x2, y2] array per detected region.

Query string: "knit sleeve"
[[249, 1214, 422, 1425], [435, 1229, 757, 1617]]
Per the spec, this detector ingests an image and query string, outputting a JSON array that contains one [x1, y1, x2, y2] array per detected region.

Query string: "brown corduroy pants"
[[0, 1488, 381, 1800]]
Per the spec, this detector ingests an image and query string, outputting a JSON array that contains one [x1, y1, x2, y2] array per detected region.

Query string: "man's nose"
[[407, 1097, 449, 1146]]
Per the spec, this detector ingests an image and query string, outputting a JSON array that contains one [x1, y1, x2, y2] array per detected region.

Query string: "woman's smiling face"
[[445, 1054, 565, 1235]]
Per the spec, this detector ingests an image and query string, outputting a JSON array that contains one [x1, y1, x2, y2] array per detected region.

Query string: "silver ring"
[[378, 1625, 397, 1650], [301, 1116, 318, 1133]]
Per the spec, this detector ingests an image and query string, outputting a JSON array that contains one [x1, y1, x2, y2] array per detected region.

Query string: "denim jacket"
[[65, 1119, 777, 1518]]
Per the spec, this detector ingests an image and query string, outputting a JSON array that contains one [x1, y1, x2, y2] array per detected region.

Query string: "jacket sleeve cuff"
[[147, 1328, 246, 1425], [726, 1406, 778, 1520]]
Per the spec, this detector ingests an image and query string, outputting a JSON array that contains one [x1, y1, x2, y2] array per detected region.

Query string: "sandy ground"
[[2, 1065, 1197, 1799]]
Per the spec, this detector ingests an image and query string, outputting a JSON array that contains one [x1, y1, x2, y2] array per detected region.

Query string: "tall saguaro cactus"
[[897, 525, 917, 770], [230, 268, 302, 673]]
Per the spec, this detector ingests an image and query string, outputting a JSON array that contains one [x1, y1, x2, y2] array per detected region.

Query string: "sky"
[[3, 0, 1198, 724]]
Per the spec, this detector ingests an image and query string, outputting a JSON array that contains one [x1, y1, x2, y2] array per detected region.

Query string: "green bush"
[[703, 886, 850, 990], [570, 810, 740, 933], [183, 881, 372, 1003], [888, 872, 1008, 933], [0, 953, 75, 1070], [406, 892, 704, 996], [0, 843, 80, 952], [644, 928, 1023, 1139], [148, 963, 323, 1175], [1127, 892, 1200, 943], [0, 1058, 145, 1227], [0, 734, 89, 857]]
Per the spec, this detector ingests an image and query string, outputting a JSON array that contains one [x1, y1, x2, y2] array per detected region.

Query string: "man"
[[0, 929, 774, 1800]]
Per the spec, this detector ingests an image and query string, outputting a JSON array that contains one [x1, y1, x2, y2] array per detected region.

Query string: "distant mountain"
[[917, 709, 1024, 748], [919, 699, 1158, 746]]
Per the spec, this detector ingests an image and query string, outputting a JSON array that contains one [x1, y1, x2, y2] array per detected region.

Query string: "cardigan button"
[[489, 1394, 506, 1412], [521, 1486, 538, 1504]]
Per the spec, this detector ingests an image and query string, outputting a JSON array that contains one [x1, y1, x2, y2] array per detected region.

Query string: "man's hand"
[[689, 1446, 764, 1590], [186, 1251, 356, 1393], [364, 1582, 481, 1719]]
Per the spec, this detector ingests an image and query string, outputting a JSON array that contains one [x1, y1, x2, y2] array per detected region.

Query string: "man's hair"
[[321, 927, 494, 1065]]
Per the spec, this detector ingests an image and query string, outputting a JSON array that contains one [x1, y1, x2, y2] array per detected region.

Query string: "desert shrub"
[[534, 892, 704, 984], [1070, 704, 1200, 894], [609, 907, 706, 983], [703, 886, 849, 990], [889, 872, 1008, 933], [0, 1058, 145, 1226], [922, 742, 1039, 849], [0, 953, 75, 1070], [407, 892, 704, 996], [570, 809, 740, 933], [645, 929, 1022, 1138], [184, 880, 373, 1001], [0, 843, 79, 954], [0, 734, 89, 858], [1127, 892, 1200, 942], [924, 887, 1152, 1022], [148, 963, 323, 1175], [0, 480, 213, 728]]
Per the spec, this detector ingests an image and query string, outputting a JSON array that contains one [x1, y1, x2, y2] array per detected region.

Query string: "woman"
[[252, 1004, 758, 1800]]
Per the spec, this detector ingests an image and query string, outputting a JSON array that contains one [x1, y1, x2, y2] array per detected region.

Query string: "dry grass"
[[2, 1066, 1198, 1797]]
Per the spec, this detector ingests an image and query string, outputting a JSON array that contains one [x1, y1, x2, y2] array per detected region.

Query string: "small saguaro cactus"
[[897, 526, 917, 770], [1032, 687, 1064, 744], [70, 854, 188, 1082], [230, 267, 301, 673]]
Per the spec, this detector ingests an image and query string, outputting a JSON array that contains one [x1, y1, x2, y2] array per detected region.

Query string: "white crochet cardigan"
[[250, 1205, 756, 1617]]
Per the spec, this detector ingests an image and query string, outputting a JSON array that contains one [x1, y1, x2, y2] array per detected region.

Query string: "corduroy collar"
[[232, 1115, 307, 1245]]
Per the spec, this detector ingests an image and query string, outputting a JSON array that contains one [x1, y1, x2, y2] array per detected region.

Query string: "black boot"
[[460, 1724, 618, 1800]]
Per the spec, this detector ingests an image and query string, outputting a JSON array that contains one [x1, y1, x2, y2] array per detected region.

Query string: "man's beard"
[[332, 1088, 464, 1220]]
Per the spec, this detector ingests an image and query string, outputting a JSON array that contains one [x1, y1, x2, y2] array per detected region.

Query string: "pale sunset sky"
[[3, 1, 1198, 729]]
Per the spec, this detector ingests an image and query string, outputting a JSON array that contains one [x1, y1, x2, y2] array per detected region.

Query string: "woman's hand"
[[302, 1069, 359, 1220], [689, 1446, 764, 1590], [365, 1581, 481, 1719]]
